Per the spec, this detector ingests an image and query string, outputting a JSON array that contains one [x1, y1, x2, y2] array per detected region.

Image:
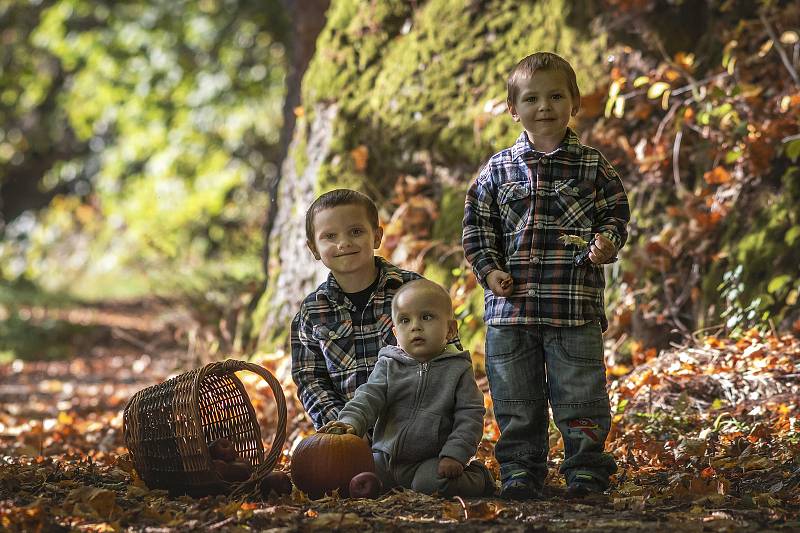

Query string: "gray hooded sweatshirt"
[[337, 345, 485, 465]]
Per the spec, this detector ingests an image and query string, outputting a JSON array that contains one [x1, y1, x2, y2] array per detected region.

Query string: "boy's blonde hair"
[[305, 189, 380, 243], [506, 52, 581, 113]]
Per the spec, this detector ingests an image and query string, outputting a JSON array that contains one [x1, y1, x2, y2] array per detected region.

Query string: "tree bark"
[[242, 0, 330, 350]]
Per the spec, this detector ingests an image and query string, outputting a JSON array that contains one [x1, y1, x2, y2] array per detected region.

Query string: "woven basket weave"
[[123, 359, 286, 497]]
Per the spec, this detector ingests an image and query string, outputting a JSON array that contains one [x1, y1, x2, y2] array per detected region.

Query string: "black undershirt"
[[344, 274, 380, 315]]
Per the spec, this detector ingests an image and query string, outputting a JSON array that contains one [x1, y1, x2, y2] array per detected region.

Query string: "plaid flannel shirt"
[[462, 129, 630, 331], [291, 257, 421, 429]]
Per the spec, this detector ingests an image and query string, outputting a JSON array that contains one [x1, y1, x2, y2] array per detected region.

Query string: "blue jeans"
[[485, 322, 617, 488]]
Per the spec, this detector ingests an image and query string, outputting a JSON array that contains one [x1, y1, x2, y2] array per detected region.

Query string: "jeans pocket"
[[546, 323, 607, 404], [485, 326, 544, 401]]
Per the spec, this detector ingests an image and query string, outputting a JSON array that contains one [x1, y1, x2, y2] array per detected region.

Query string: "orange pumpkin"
[[290, 432, 374, 499]]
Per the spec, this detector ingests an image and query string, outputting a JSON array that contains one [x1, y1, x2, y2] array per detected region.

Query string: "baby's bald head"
[[391, 279, 453, 321]]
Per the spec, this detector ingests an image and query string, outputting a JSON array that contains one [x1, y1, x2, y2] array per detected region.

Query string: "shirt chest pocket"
[[313, 321, 355, 371], [553, 179, 596, 231], [497, 181, 532, 235]]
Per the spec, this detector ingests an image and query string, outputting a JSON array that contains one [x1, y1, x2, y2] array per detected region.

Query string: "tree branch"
[[760, 11, 800, 87]]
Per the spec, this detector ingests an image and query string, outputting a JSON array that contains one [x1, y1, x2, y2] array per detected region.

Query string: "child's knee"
[[410, 475, 445, 495]]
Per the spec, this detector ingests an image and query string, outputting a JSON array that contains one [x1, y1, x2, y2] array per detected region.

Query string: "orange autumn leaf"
[[703, 166, 732, 185], [351, 145, 369, 172]]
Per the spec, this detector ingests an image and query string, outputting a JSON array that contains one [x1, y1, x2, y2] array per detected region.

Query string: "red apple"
[[349, 471, 382, 499], [260, 471, 293, 498], [213, 458, 252, 482], [209, 438, 238, 462]]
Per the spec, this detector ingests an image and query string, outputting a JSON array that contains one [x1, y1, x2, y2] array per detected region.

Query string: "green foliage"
[[1, 0, 288, 299], [715, 166, 800, 333], [598, 3, 800, 340], [431, 185, 468, 242]]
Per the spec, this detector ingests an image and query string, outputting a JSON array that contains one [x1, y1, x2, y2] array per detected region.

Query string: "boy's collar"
[[316, 256, 404, 303], [511, 128, 583, 161]]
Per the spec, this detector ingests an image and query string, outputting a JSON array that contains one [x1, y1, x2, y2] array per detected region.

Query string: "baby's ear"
[[306, 240, 321, 260], [446, 319, 458, 341]]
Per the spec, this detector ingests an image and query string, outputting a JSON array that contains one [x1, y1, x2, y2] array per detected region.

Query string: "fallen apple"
[[349, 471, 382, 499], [213, 458, 252, 482], [260, 471, 293, 498], [209, 438, 238, 462]]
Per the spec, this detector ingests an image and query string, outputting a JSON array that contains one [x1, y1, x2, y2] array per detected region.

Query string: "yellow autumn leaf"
[[647, 82, 671, 99]]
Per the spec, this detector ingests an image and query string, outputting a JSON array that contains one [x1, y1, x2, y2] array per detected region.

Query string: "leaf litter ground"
[[1, 306, 799, 532]]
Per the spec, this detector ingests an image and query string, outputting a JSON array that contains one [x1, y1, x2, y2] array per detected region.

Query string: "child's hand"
[[486, 270, 513, 297], [588, 233, 617, 264], [438, 457, 464, 479], [319, 421, 356, 435]]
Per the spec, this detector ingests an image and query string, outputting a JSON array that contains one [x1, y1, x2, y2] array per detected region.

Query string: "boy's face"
[[508, 69, 578, 145], [392, 288, 457, 362], [307, 204, 383, 277]]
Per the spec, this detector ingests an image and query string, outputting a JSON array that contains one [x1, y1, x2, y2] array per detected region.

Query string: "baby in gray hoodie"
[[321, 279, 495, 497]]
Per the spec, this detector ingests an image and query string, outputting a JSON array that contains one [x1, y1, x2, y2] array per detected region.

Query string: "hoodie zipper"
[[393, 360, 430, 461]]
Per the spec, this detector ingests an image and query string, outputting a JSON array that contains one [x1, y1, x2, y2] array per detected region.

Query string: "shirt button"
[[532, 257, 541, 264], [572, 187, 579, 193], [528, 289, 537, 296], [328, 331, 335, 338]]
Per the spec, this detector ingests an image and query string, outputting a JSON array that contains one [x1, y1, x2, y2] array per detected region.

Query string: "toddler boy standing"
[[462, 52, 630, 499], [291, 189, 420, 429], [322, 279, 494, 497]]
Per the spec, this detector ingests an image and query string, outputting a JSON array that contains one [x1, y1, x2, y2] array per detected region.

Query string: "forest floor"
[[1, 302, 799, 532]]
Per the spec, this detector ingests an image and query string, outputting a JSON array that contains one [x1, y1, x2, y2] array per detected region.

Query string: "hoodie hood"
[[378, 344, 471, 365]]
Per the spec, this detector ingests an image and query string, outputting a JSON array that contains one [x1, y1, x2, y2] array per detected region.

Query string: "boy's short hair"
[[506, 52, 581, 111], [391, 279, 453, 318], [305, 189, 380, 243]]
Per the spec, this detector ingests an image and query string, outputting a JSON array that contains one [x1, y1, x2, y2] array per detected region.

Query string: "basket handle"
[[204, 359, 287, 498]]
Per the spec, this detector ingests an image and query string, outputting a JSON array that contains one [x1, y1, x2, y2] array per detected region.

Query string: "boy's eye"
[[525, 96, 536, 102], [423, 313, 433, 320], [399, 317, 409, 324], [352, 228, 364, 236], [552, 94, 562, 100], [322, 233, 335, 239]]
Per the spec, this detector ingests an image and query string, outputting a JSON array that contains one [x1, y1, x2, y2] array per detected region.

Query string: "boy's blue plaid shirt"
[[462, 129, 630, 331], [291, 257, 421, 429]]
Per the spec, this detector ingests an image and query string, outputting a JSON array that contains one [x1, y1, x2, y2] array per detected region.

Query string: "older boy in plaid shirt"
[[291, 189, 422, 429], [462, 52, 630, 499]]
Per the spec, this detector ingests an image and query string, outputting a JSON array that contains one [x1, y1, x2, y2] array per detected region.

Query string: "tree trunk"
[[242, 0, 330, 350]]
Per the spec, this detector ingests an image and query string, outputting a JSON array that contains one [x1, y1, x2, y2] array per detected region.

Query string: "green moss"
[[432, 184, 469, 243], [422, 262, 450, 287], [302, 0, 607, 174], [291, 120, 310, 178]]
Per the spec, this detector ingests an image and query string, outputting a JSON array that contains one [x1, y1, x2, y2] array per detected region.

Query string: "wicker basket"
[[123, 359, 286, 497]]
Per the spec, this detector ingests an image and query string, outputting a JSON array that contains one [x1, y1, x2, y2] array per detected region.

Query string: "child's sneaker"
[[479, 464, 498, 497], [499, 471, 542, 500], [565, 473, 605, 499]]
